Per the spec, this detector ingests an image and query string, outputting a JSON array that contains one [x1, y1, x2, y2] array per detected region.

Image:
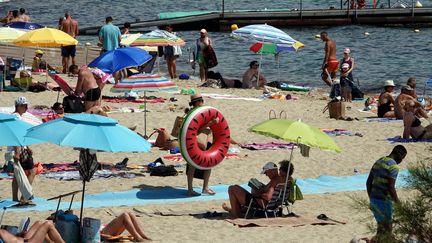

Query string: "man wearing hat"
[[378, 80, 396, 118], [394, 85, 428, 120], [32, 50, 54, 72], [222, 162, 285, 218]]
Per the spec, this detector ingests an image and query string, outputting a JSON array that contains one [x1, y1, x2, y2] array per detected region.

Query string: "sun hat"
[[15, 96, 28, 106], [341, 63, 350, 69], [35, 50, 44, 55], [189, 94, 203, 106], [260, 162, 277, 174], [200, 29, 207, 34], [343, 48, 350, 54], [383, 80, 395, 87]]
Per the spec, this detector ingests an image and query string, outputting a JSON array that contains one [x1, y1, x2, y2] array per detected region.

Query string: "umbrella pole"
[[257, 52, 263, 88], [144, 91, 147, 138], [277, 54, 280, 82], [281, 137, 298, 215], [79, 180, 86, 228]]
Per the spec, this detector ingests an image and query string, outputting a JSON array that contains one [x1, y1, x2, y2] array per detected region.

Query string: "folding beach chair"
[[46, 190, 81, 222], [48, 73, 74, 102], [244, 183, 289, 219]]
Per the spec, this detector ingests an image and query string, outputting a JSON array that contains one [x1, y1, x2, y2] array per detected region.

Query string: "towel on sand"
[[365, 118, 401, 123], [320, 129, 352, 136], [386, 136, 432, 143], [163, 153, 243, 162], [239, 141, 296, 150]]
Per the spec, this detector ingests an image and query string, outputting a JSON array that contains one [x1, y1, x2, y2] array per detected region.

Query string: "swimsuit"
[[410, 116, 426, 140], [377, 100, 392, 118], [84, 87, 101, 101], [326, 57, 339, 73]]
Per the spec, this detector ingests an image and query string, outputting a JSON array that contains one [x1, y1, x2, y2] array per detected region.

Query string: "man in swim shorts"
[[60, 12, 78, 74], [366, 145, 407, 241], [70, 64, 101, 111], [242, 60, 267, 89], [320, 32, 338, 87]]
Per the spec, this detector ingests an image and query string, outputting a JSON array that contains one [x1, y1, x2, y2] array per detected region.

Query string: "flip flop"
[[202, 189, 216, 195], [12, 202, 36, 208]]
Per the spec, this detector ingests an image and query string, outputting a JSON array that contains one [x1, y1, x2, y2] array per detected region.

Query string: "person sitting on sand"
[[100, 212, 151, 242], [406, 76, 417, 98], [394, 85, 428, 120], [32, 50, 55, 72], [69, 64, 101, 111], [242, 61, 267, 89], [403, 100, 432, 140], [51, 102, 65, 117], [0, 220, 65, 243], [377, 80, 396, 118], [222, 161, 292, 218]]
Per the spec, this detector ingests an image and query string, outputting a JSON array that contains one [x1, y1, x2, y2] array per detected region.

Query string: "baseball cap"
[[384, 80, 395, 87], [341, 63, 349, 69], [15, 96, 28, 106], [35, 50, 44, 55], [343, 48, 350, 54], [260, 162, 277, 174], [402, 85, 413, 91], [200, 29, 207, 34]]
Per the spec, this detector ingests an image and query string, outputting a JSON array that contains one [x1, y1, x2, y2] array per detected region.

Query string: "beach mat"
[[0, 170, 409, 212], [225, 216, 342, 228], [364, 118, 401, 122], [201, 93, 263, 102], [320, 129, 352, 136], [239, 141, 296, 150], [386, 136, 432, 144]]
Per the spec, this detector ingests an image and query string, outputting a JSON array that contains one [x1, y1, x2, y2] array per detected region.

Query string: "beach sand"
[[0, 47, 430, 242]]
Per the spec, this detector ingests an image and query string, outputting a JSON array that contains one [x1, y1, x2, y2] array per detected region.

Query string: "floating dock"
[[79, 7, 432, 35]]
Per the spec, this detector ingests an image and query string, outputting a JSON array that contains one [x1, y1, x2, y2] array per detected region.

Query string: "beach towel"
[[364, 118, 401, 123], [13, 161, 33, 200], [40, 170, 144, 181], [163, 153, 243, 162], [225, 215, 344, 228], [320, 129, 353, 136], [239, 141, 296, 150], [386, 136, 432, 144], [201, 93, 263, 102], [102, 96, 165, 104]]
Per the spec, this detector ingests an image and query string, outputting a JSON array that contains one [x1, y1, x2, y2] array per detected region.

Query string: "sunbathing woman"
[[0, 221, 65, 243], [100, 212, 151, 242], [403, 100, 432, 140], [377, 80, 395, 118]]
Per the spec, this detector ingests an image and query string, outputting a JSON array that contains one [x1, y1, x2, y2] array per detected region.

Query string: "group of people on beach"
[[0, 8, 30, 23]]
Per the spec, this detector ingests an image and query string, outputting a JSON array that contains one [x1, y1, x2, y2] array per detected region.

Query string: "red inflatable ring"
[[179, 106, 230, 170]]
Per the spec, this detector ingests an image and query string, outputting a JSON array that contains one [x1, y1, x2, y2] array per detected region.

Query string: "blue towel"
[[365, 118, 401, 123], [387, 136, 432, 143]]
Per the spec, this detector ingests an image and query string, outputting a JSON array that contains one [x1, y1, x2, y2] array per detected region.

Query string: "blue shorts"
[[61, 45, 76, 57], [370, 198, 393, 224]]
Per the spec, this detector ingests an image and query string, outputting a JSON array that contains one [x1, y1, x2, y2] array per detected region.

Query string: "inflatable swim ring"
[[179, 106, 230, 170]]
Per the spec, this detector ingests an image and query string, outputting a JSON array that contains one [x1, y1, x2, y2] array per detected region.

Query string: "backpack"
[[19, 147, 34, 170], [351, 85, 364, 99], [63, 95, 84, 113], [150, 165, 178, 177]]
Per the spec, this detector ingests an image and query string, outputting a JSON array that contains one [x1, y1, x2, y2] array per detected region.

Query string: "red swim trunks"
[[326, 57, 339, 73]]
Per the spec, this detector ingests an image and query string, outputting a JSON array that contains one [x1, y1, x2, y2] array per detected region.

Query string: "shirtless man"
[[19, 8, 30, 22], [9, 10, 22, 22], [320, 32, 339, 86], [242, 60, 267, 89], [394, 85, 428, 120], [69, 65, 101, 111], [406, 77, 417, 98], [61, 13, 78, 74]]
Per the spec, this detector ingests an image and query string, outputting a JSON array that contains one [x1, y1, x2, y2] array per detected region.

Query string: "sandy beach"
[[0, 47, 430, 242]]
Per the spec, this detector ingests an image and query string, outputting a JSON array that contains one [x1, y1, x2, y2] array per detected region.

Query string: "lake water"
[[1, 0, 432, 92]]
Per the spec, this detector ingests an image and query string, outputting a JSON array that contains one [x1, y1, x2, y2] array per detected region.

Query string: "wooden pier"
[[79, 7, 432, 35]]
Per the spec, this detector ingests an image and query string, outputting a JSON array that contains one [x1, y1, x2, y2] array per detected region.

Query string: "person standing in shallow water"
[[320, 32, 338, 87], [194, 29, 213, 82]]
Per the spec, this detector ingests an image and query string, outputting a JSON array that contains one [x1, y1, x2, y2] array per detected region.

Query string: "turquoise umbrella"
[[0, 113, 41, 146]]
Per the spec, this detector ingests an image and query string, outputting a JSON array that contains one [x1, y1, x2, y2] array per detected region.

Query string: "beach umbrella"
[[0, 27, 26, 43], [249, 118, 341, 213], [13, 27, 78, 47], [0, 113, 42, 146], [120, 33, 143, 46], [4, 21, 44, 31], [88, 47, 152, 74], [25, 113, 151, 226], [130, 30, 186, 47], [111, 73, 179, 137], [232, 24, 303, 84]]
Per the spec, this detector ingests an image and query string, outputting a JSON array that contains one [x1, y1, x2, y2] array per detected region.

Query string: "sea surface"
[[1, 0, 432, 92]]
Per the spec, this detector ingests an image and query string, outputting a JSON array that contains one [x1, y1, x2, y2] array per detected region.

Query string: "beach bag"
[[288, 180, 304, 204], [173, 45, 182, 56], [351, 85, 364, 99], [19, 147, 34, 171], [203, 46, 218, 68], [81, 217, 101, 243], [323, 101, 345, 119], [55, 212, 80, 243], [150, 165, 178, 177], [63, 95, 84, 113], [179, 73, 189, 80], [171, 116, 184, 138]]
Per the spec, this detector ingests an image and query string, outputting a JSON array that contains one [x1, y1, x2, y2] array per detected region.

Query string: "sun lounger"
[[48, 73, 74, 96]]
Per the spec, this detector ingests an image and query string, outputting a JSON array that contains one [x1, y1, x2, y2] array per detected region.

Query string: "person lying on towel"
[[100, 212, 151, 242]]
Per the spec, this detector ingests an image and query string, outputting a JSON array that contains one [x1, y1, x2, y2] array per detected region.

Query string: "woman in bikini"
[[377, 80, 396, 118], [100, 212, 151, 242], [0, 221, 65, 243], [403, 100, 432, 140]]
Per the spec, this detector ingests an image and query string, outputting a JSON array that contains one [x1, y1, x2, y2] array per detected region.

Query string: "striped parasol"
[[130, 30, 185, 47], [111, 74, 178, 93], [0, 27, 26, 43], [232, 24, 296, 45], [111, 73, 178, 137]]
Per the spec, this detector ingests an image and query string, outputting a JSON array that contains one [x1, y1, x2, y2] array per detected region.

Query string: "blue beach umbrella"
[[4, 21, 44, 31], [0, 113, 41, 146], [88, 47, 152, 74], [25, 113, 151, 152], [232, 24, 296, 45]]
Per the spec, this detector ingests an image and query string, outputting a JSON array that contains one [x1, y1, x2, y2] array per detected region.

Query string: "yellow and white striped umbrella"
[[0, 27, 26, 43]]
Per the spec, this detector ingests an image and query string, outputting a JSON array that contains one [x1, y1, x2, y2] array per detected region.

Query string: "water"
[[1, 0, 432, 92]]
